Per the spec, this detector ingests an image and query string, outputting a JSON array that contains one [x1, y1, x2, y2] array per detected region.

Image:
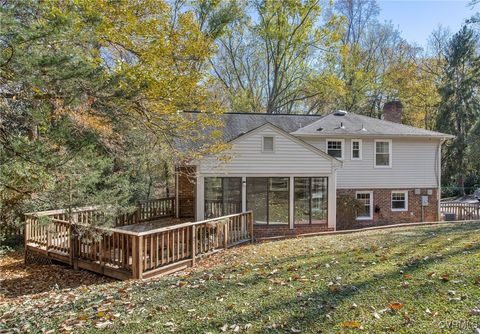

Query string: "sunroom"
[[179, 123, 342, 238]]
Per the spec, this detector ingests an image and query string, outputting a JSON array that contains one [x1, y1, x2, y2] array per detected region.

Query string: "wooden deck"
[[24, 200, 253, 280]]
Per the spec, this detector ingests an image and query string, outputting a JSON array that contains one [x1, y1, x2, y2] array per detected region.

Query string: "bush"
[[336, 195, 364, 230]]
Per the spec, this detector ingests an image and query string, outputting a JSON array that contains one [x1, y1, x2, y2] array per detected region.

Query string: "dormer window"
[[262, 136, 274, 152]]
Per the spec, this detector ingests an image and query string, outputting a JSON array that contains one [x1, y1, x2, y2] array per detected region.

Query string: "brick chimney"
[[382, 101, 403, 123]]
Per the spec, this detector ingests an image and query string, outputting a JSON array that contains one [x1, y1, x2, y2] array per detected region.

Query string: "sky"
[[377, 0, 476, 48]]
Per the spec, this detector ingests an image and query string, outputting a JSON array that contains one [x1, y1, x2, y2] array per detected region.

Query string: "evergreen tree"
[[0, 0, 225, 230], [437, 25, 480, 195]]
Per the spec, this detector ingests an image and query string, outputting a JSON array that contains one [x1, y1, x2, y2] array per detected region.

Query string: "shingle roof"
[[219, 112, 323, 141], [290, 112, 455, 138], [179, 111, 454, 152]]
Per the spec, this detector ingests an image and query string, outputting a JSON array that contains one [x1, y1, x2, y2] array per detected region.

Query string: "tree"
[[211, 0, 341, 113], [437, 25, 480, 195], [0, 0, 225, 229]]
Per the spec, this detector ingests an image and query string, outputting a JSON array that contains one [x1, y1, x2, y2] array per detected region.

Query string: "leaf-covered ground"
[[1, 222, 480, 333]]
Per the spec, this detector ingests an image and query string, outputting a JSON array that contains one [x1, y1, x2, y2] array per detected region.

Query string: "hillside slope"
[[1, 222, 480, 333]]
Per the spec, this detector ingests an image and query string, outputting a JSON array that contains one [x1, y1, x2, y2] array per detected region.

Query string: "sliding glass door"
[[246, 177, 289, 225], [294, 177, 328, 225], [204, 177, 242, 219]]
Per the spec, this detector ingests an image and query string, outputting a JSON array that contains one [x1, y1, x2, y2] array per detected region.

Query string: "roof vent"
[[340, 122, 345, 129], [316, 127, 323, 132], [334, 110, 348, 116], [361, 123, 367, 132]]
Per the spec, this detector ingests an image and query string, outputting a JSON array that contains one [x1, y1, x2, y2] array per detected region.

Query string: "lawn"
[[1, 222, 480, 333]]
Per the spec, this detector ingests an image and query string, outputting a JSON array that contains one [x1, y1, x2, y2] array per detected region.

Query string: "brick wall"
[[176, 166, 196, 218], [254, 224, 332, 239], [337, 188, 438, 230]]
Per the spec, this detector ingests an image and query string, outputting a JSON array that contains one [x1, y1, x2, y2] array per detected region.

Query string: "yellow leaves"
[[70, 109, 113, 137], [339, 321, 363, 329], [177, 281, 188, 288]]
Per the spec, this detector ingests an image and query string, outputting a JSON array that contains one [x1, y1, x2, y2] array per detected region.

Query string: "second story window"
[[375, 139, 392, 167], [262, 136, 274, 152], [327, 139, 344, 159], [351, 139, 362, 160]]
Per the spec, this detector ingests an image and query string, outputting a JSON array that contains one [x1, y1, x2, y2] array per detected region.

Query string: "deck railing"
[[440, 201, 480, 221], [0, 222, 23, 237], [204, 200, 242, 220], [137, 211, 253, 278], [114, 197, 176, 226], [24, 210, 254, 280]]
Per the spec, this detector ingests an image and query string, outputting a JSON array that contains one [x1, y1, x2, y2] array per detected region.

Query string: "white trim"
[[289, 177, 294, 229], [374, 139, 392, 168], [196, 176, 205, 221], [437, 139, 444, 220], [262, 135, 275, 153], [391, 190, 408, 212], [326, 138, 345, 160], [328, 171, 337, 230], [356, 191, 373, 220], [241, 176, 247, 213], [199, 172, 333, 177], [351, 139, 362, 160]]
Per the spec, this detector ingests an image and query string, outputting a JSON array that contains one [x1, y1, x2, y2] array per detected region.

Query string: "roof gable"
[[229, 122, 342, 166]]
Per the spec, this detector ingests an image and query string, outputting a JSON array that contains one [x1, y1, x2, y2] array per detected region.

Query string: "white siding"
[[303, 137, 441, 189], [197, 127, 336, 175]]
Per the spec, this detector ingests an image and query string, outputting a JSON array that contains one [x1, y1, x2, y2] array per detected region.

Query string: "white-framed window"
[[391, 191, 408, 211], [351, 139, 362, 160], [262, 136, 274, 152], [356, 191, 373, 220], [374, 139, 392, 168], [327, 139, 344, 159]]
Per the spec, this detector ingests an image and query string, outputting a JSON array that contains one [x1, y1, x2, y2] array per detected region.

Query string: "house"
[[175, 102, 455, 238]]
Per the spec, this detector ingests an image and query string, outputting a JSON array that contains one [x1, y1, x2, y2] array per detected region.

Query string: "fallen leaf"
[[389, 302, 404, 311], [339, 321, 362, 329]]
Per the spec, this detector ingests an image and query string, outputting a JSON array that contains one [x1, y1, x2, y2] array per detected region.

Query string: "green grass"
[[2, 222, 480, 333]]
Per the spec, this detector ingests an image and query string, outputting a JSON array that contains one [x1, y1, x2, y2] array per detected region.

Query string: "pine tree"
[[437, 25, 480, 195]]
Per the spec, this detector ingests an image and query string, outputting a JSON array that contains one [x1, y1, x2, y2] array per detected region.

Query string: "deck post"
[[223, 221, 229, 249], [46, 222, 52, 252], [191, 225, 196, 266], [24, 215, 29, 264], [249, 212, 254, 243], [69, 224, 78, 270], [132, 235, 143, 279]]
